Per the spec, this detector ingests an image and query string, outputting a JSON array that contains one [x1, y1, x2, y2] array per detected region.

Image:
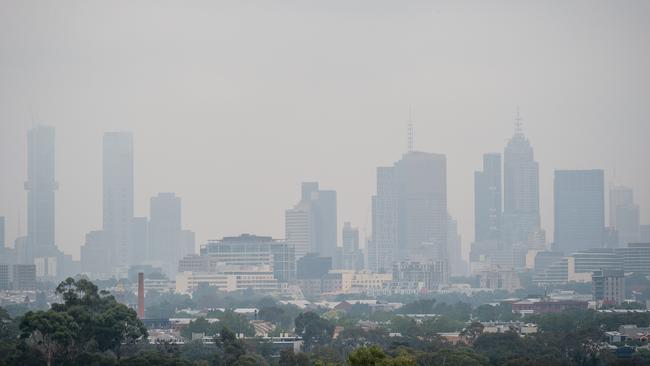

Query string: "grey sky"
[[1, 0, 649, 260]]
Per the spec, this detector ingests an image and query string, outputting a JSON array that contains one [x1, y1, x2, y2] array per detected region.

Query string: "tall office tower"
[[474, 153, 502, 243], [609, 186, 634, 228], [0, 216, 4, 248], [182, 230, 196, 257], [370, 151, 447, 272], [102, 132, 134, 270], [554, 170, 605, 252], [609, 186, 640, 247], [502, 112, 540, 248], [130, 217, 148, 265], [641, 225, 650, 243], [285, 182, 337, 260], [369, 167, 398, 273], [447, 214, 467, 276], [616, 204, 640, 246], [148, 193, 182, 277], [25, 126, 58, 258], [342, 222, 360, 270]]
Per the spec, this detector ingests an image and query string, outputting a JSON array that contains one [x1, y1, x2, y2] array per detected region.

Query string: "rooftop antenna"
[[407, 106, 414, 153], [514, 106, 523, 135]]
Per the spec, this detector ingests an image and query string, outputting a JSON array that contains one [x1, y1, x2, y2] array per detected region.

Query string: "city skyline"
[[1, 1, 649, 262]]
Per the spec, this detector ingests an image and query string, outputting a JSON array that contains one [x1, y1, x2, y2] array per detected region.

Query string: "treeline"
[[3, 279, 650, 365]]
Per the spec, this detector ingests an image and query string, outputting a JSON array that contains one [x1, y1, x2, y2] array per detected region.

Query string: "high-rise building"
[[616, 204, 640, 247], [182, 229, 196, 257], [341, 222, 362, 270], [447, 214, 467, 276], [25, 126, 59, 259], [148, 193, 182, 277], [641, 225, 650, 243], [554, 170, 604, 252], [609, 186, 634, 228], [0, 216, 5, 248], [80, 230, 112, 276], [285, 182, 337, 260], [103, 132, 134, 269], [370, 152, 447, 272], [502, 112, 540, 248], [131, 217, 148, 265], [474, 153, 502, 243]]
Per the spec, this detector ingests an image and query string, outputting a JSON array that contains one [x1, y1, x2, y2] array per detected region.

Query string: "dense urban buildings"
[[554, 170, 605, 252], [369, 151, 447, 272]]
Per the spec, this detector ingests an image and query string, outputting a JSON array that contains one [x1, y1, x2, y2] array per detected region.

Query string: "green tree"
[[294, 312, 334, 350], [19, 310, 79, 366]]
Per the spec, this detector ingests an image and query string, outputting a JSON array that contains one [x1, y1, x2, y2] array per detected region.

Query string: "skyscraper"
[[370, 151, 447, 272], [285, 182, 337, 260], [148, 193, 182, 277], [554, 170, 605, 252], [0, 216, 4, 249], [25, 126, 58, 257], [502, 111, 540, 248], [609, 186, 634, 228], [609, 186, 640, 247], [447, 214, 467, 276], [102, 132, 134, 269], [474, 153, 502, 243], [341, 222, 360, 270]]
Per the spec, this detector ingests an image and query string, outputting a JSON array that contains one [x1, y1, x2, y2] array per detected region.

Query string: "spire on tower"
[[514, 106, 523, 135]]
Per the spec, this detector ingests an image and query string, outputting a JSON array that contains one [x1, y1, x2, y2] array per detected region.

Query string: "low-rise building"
[[175, 264, 279, 294]]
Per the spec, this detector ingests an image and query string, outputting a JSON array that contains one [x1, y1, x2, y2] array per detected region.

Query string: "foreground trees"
[[19, 278, 147, 365]]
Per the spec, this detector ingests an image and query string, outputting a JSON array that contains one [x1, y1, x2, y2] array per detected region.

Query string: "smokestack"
[[137, 272, 144, 318]]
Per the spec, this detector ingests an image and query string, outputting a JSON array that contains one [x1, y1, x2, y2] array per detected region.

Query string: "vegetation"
[[2, 278, 650, 365]]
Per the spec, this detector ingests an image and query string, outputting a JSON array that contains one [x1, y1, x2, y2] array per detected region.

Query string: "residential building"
[[554, 170, 605, 252], [392, 259, 448, 290], [592, 269, 625, 305], [0, 265, 9, 290], [478, 267, 521, 292], [12, 264, 36, 290]]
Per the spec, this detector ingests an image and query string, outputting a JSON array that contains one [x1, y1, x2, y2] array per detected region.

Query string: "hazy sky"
[[1, 0, 649, 260]]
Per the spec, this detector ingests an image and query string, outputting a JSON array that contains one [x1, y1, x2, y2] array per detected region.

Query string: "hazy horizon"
[[1, 0, 649, 260]]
